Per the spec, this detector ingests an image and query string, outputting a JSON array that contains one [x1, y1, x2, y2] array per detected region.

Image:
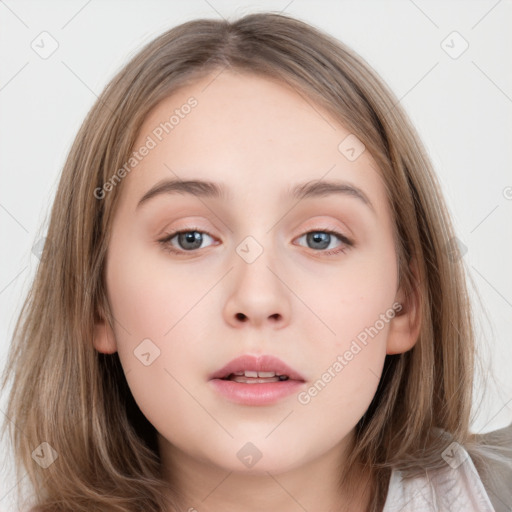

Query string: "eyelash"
[[158, 226, 353, 257]]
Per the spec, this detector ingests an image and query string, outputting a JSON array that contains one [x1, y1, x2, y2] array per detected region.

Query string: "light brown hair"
[[1, 12, 486, 511]]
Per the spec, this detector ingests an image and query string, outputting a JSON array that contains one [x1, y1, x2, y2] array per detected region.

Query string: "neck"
[[158, 434, 373, 512]]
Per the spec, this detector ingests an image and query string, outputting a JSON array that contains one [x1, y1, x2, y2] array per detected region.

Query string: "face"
[[94, 70, 416, 477]]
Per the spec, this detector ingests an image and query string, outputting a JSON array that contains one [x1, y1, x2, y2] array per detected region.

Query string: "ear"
[[93, 300, 118, 354], [386, 256, 422, 355]]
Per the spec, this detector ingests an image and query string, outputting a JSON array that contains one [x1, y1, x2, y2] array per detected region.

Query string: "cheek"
[[105, 244, 212, 445], [295, 234, 398, 344], [293, 238, 397, 407], [105, 237, 216, 374], [106, 239, 210, 343]]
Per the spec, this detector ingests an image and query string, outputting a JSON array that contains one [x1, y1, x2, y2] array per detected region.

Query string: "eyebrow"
[[136, 177, 375, 213]]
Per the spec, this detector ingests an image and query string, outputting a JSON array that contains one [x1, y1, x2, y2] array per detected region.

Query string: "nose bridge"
[[233, 231, 281, 291], [230, 193, 281, 272], [223, 227, 291, 327]]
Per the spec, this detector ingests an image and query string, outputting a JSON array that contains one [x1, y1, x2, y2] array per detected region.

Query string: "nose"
[[223, 241, 292, 330]]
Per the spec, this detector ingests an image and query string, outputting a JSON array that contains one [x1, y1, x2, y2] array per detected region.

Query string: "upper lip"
[[209, 354, 306, 382]]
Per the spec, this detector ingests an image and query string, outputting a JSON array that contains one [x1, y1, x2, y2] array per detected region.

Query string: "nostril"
[[235, 312, 247, 321]]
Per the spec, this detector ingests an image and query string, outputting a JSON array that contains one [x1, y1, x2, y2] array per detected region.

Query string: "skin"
[[94, 70, 420, 512]]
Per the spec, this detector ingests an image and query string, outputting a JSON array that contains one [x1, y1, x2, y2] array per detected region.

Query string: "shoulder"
[[476, 421, 512, 448], [473, 422, 512, 512], [383, 444, 496, 512]]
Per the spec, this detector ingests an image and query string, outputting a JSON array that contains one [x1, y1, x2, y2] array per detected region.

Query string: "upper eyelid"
[[159, 212, 352, 235]]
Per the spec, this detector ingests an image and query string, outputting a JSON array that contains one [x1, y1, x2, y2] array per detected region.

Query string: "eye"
[[294, 229, 353, 256], [158, 227, 353, 257], [159, 228, 216, 254]]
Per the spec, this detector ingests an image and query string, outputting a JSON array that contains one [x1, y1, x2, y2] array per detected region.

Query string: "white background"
[[1, 0, 511, 509]]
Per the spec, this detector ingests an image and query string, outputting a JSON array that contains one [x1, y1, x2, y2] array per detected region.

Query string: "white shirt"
[[383, 445, 496, 511]]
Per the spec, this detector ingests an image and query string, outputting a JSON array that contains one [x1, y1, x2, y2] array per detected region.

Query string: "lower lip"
[[209, 378, 305, 405]]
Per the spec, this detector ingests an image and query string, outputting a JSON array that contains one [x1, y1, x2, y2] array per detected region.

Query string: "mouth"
[[208, 354, 306, 406]]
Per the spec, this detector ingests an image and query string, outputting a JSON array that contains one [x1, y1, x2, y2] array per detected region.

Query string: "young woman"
[[2, 12, 511, 512]]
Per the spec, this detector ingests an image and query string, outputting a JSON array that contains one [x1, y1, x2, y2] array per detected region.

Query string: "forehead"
[[142, 70, 343, 157], [121, 70, 388, 216]]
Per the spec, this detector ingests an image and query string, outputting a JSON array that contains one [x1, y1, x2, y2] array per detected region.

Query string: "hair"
[[1, 11, 507, 512]]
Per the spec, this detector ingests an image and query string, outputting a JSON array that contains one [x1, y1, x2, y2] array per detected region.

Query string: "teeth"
[[226, 371, 291, 383], [231, 376, 281, 383], [257, 371, 276, 378], [241, 371, 282, 378], [224, 370, 290, 380]]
